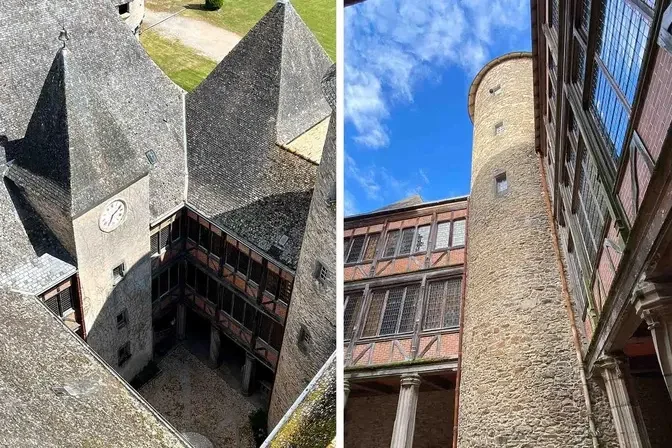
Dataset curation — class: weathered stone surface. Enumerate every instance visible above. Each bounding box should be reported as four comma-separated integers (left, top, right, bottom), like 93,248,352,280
458,55,597,447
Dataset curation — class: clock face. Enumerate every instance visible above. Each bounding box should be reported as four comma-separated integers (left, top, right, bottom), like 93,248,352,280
99,199,127,232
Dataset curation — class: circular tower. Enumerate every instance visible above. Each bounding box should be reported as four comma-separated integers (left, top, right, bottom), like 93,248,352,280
457,53,593,447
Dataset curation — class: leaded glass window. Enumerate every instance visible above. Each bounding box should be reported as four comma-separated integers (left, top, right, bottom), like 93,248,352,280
435,222,451,250
362,290,385,337
414,225,430,252
346,235,365,263
383,230,400,257
344,292,364,340
452,220,466,246
379,287,404,335
361,285,421,337
397,228,415,256
423,278,462,330
398,285,419,333
362,234,379,261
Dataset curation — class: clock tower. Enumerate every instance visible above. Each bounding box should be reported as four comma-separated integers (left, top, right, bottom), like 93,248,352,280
6,46,154,380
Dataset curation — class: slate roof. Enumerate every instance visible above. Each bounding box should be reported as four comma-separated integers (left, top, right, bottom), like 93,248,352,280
186,0,332,269
0,0,186,222
0,289,189,447
0,253,76,295
373,194,425,213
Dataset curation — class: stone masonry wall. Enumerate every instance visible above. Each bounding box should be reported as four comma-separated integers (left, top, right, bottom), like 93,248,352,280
74,177,153,381
345,389,454,448
457,55,595,447
268,113,336,428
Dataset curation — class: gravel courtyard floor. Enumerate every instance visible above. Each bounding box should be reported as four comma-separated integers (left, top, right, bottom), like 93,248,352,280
139,344,258,448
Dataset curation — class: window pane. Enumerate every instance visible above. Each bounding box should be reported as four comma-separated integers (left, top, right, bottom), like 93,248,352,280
243,306,256,330
171,215,182,242
160,227,170,251
414,225,430,252
443,279,462,327
398,285,419,332
170,264,179,289
152,277,159,302
279,277,293,304
379,287,404,335
225,242,239,268
188,217,199,242
250,260,263,284
211,233,223,258
344,238,351,259
362,234,379,261
266,270,279,295
151,232,159,255
208,278,219,304
452,220,466,246
59,288,73,314
397,228,415,256
383,230,399,257
221,288,233,314
198,225,210,251
238,251,250,276
435,222,451,250
344,292,363,339
346,235,365,263
423,281,445,330
362,290,385,337
159,271,169,296
232,297,245,323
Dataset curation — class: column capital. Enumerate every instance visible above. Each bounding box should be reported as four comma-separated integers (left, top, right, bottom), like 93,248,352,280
400,373,421,387
634,280,672,329
594,354,628,377
344,379,350,393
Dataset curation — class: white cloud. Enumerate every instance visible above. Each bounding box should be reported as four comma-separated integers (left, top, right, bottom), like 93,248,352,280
344,190,359,216
345,0,529,147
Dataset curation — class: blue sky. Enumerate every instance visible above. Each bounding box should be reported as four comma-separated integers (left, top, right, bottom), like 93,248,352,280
345,0,532,216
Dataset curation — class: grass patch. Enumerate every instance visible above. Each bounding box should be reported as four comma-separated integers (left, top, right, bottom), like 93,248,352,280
140,31,217,91
146,0,336,60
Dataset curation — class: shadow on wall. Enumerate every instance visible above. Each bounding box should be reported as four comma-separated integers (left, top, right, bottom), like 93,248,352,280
212,190,314,266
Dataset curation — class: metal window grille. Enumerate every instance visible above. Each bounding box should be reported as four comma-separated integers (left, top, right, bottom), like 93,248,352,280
362,290,385,337
347,235,365,263
414,225,430,252
379,287,404,335
435,222,451,249
362,234,379,261
452,220,466,246
45,295,60,316
550,0,559,28
151,232,159,255
423,282,445,330
383,230,400,257
159,227,170,252
443,279,461,327
580,0,591,34
575,41,586,83
59,288,73,314
398,285,419,333
344,292,363,340
397,228,415,256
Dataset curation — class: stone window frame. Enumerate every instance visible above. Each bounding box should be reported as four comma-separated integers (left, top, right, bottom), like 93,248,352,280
113,263,126,285
489,84,502,96
494,171,509,196
314,260,330,286
116,309,129,330
494,121,505,135
117,342,132,367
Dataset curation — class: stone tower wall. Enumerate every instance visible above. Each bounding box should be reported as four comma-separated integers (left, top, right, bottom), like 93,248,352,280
457,54,594,447
268,113,336,428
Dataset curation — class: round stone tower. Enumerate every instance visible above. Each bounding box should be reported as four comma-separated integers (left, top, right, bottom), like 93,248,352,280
457,53,594,447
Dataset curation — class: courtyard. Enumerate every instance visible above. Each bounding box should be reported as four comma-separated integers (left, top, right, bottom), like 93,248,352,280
139,344,262,448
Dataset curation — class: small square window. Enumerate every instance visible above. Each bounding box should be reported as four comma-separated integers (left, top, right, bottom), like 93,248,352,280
489,84,501,95
118,3,130,16
297,324,311,353
116,310,128,329
314,261,329,285
113,263,125,283
145,150,158,166
118,342,131,367
495,172,508,194
495,122,504,135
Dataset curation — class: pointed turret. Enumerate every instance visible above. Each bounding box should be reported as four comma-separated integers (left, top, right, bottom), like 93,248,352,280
6,46,148,257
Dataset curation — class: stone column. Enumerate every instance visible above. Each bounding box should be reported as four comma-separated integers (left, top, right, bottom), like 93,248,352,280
208,324,221,368
390,373,421,448
635,281,672,400
242,352,256,396
595,356,651,448
176,303,186,341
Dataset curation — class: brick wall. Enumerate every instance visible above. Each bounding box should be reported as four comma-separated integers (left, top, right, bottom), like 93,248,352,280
345,389,454,448
458,55,600,447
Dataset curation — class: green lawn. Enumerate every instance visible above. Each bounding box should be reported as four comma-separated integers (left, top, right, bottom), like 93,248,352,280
140,32,217,91
145,0,336,60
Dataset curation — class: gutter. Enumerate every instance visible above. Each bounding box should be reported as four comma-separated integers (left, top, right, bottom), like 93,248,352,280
451,197,469,448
